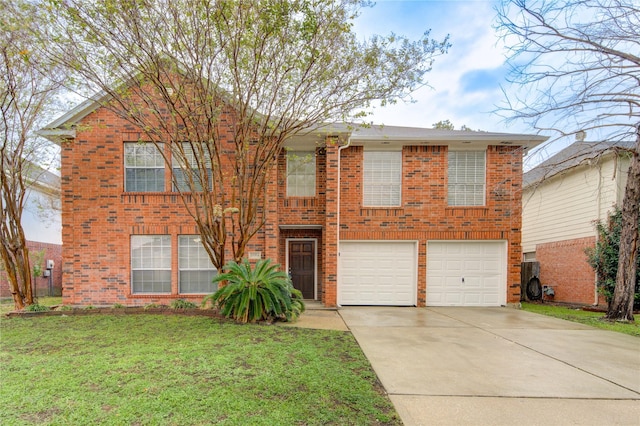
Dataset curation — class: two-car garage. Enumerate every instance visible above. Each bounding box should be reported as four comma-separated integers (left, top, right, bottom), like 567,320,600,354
338,240,507,307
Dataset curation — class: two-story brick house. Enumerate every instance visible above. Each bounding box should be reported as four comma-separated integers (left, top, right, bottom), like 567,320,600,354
41,97,546,308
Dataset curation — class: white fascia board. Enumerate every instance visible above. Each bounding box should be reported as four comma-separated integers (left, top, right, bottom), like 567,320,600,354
38,90,112,144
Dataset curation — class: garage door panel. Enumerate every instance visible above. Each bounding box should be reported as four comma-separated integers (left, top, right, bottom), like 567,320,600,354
465,277,482,288
339,241,416,306
427,241,506,307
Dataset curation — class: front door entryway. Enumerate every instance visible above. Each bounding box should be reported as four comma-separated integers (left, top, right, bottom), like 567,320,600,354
288,240,316,299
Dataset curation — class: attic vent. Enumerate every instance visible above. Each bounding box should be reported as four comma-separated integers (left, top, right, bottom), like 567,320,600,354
575,130,586,141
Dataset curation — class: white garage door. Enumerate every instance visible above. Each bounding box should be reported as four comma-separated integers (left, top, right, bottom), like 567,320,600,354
339,241,416,306
427,241,506,306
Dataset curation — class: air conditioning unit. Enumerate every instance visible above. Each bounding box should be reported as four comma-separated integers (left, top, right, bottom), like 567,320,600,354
521,261,541,301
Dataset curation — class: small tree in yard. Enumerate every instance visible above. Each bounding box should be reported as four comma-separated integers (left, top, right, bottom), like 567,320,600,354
497,0,640,321
587,208,640,310
1,0,62,310
37,0,450,272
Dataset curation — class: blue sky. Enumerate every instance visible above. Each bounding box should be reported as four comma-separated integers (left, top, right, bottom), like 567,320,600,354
352,0,570,167
353,0,519,132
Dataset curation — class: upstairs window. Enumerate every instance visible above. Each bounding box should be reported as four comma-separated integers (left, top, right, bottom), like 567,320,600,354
131,235,171,294
363,151,402,206
172,143,212,192
124,143,165,192
286,151,316,197
178,235,217,294
448,150,486,206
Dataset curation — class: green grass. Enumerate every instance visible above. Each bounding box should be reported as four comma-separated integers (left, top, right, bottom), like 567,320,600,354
521,302,639,337
0,314,400,425
0,297,62,316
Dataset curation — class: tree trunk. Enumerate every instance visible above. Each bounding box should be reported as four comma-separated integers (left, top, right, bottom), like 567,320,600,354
606,127,640,322
1,202,35,310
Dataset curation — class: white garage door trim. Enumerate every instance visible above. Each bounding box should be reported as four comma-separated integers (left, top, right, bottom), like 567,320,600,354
338,241,417,306
427,240,507,307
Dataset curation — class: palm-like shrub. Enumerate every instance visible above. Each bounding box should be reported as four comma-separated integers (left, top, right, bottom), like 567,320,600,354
203,259,305,323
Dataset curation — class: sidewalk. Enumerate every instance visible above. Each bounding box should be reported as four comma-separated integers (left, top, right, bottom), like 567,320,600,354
278,301,349,331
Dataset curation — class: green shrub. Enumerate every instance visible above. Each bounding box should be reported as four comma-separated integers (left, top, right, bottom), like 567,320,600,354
586,207,640,310
203,258,305,323
24,303,50,312
112,303,125,309
170,299,198,309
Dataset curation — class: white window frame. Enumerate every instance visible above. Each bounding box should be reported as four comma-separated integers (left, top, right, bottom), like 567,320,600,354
448,150,486,206
178,235,217,294
363,150,402,207
172,142,212,192
130,235,171,294
124,143,165,192
286,151,316,197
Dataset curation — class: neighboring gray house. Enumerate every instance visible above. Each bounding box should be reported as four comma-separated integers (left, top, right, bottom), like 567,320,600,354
522,140,633,305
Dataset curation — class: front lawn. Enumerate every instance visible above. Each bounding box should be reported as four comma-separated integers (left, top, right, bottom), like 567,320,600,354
0,297,62,316
0,314,400,425
521,302,639,337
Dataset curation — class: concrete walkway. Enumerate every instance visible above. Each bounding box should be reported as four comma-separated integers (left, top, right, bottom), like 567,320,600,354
338,307,640,426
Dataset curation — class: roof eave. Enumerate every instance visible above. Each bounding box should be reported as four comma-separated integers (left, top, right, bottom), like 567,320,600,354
36,128,77,145
38,90,112,144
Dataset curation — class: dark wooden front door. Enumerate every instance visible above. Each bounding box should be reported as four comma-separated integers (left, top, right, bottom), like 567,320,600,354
289,241,315,299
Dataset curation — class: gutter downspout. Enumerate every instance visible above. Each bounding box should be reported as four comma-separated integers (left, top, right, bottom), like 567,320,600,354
336,136,352,307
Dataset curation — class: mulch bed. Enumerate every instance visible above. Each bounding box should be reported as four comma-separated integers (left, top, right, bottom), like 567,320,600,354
4,306,223,319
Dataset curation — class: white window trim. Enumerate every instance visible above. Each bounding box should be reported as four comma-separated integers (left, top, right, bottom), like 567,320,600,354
171,142,212,192
286,151,316,197
447,150,486,206
130,235,171,294
178,235,217,294
363,150,402,207
124,143,165,192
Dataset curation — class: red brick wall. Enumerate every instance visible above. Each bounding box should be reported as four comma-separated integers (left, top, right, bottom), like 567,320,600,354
335,145,524,306
536,237,602,305
60,105,247,307
0,241,62,298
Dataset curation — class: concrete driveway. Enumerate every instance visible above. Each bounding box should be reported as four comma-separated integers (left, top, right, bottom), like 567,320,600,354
339,307,640,426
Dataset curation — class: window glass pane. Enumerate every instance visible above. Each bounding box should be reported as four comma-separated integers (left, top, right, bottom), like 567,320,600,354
178,235,217,294
126,169,165,192
124,143,165,192
287,152,316,197
448,151,486,206
179,271,218,294
363,151,402,206
131,235,171,293
172,143,212,192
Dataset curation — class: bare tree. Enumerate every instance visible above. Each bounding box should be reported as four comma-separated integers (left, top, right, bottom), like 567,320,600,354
1,0,63,309
496,0,639,321
39,0,449,270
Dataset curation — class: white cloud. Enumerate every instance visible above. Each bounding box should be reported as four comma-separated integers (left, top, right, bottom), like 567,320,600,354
353,0,534,134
